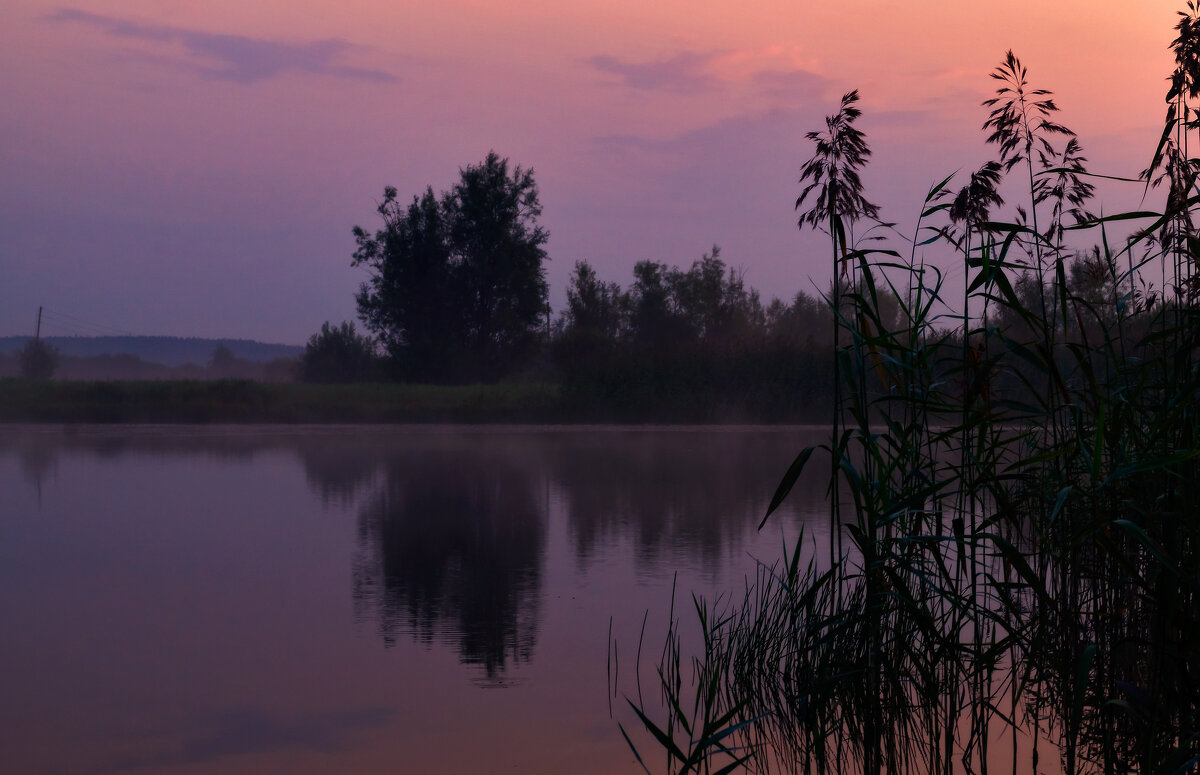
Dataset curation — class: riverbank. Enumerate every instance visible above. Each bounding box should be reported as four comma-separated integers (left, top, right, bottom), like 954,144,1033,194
0,379,823,424
0,379,564,424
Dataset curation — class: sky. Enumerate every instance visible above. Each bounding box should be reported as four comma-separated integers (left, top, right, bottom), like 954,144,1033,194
0,1,1183,344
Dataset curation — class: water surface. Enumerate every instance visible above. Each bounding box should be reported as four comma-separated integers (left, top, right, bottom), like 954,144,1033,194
0,425,830,775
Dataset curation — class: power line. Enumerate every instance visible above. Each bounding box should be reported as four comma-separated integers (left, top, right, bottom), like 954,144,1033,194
37,308,136,337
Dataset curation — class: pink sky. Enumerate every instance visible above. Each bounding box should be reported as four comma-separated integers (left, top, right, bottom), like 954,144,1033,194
0,1,1181,342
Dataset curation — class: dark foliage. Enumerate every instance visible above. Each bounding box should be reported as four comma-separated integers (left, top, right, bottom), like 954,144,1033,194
206,344,261,380
301,321,379,384
553,249,849,420
18,338,59,380
619,33,1200,775
0,336,301,367
353,152,549,382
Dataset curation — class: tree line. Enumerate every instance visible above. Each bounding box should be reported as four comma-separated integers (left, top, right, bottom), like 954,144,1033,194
303,150,1124,419
2,341,297,381
551,249,846,419
302,151,858,418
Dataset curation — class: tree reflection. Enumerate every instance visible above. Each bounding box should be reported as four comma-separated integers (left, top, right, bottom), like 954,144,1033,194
351,444,545,680
0,427,825,683
294,434,386,507
546,430,823,571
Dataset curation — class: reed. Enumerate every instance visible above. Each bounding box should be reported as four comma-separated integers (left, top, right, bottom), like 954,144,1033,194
618,10,1200,774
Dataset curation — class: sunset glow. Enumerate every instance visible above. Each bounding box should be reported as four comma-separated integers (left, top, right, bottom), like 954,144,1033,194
0,0,1182,341
6,5,1200,775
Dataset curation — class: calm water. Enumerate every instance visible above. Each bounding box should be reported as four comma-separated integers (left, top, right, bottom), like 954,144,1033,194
0,425,831,775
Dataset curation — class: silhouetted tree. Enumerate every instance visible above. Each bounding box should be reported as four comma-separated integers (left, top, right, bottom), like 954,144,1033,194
353,152,549,382
667,246,764,344
627,260,686,348
209,344,236,370
448,152,550,376
18,339,58,380
765,290,826,350
207,344,257,379
563,261,625,340
354,187,458,379
552,248,833,419
301,321,378,383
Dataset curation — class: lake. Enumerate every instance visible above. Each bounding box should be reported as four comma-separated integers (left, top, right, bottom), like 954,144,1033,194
0,425,831,775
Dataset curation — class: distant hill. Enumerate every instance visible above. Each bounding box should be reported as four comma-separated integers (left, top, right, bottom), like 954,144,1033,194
0,336,303,367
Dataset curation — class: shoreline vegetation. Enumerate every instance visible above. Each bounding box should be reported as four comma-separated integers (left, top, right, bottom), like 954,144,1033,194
0,378,841,424
613,16,1200,775
0,379,560,424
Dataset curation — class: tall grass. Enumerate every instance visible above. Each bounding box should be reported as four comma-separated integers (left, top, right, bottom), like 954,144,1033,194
618,10,1200,774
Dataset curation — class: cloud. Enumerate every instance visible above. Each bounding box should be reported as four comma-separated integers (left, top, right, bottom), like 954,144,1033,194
48,8,396,84
588,51,724,94
587,48,827,100
592,107,808,169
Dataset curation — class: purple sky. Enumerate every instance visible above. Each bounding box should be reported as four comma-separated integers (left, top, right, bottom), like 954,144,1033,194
0,1,1178,343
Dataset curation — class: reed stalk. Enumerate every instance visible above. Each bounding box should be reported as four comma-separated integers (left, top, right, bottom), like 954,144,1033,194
619,12,1200,774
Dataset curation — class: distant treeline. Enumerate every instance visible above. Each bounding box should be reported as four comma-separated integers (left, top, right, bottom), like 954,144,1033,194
299,248,858,420
0,336,302,366
0,341,297,382
549,248,855,420
290,151,894,420
299,239,1128,423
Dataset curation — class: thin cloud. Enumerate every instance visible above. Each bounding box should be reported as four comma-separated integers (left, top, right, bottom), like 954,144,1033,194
588,48,826,99
593,108,806,160
588,51,725,93
48,8,396,84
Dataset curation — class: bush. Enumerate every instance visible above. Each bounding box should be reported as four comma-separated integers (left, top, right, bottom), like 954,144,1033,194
18,339,59,380
300,321,378,383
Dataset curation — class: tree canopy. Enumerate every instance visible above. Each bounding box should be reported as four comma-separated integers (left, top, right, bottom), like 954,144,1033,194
353,152,549,382
559,247,776,351
301,321,378,383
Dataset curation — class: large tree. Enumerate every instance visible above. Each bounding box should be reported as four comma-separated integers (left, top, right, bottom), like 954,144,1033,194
352,152,549,381
354,187,456,379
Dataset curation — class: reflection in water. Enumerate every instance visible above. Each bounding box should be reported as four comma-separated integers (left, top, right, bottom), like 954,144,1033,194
0,425,826,775
17,440,57,500
331,431,823,677
0,426,823,683
351,445,545,680
82,706,395,775
546,431,818,570
296,434,386,507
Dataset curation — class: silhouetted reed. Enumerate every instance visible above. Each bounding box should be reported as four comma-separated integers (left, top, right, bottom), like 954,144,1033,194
620,13,1200,775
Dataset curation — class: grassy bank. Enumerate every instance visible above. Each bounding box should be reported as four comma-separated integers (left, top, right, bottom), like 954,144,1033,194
0,378,835,424
0,379,567,424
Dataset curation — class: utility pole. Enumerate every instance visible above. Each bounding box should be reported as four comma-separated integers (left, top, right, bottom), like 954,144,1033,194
35,306,42,340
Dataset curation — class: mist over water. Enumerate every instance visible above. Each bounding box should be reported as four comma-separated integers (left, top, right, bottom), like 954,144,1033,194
0,425,827,774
